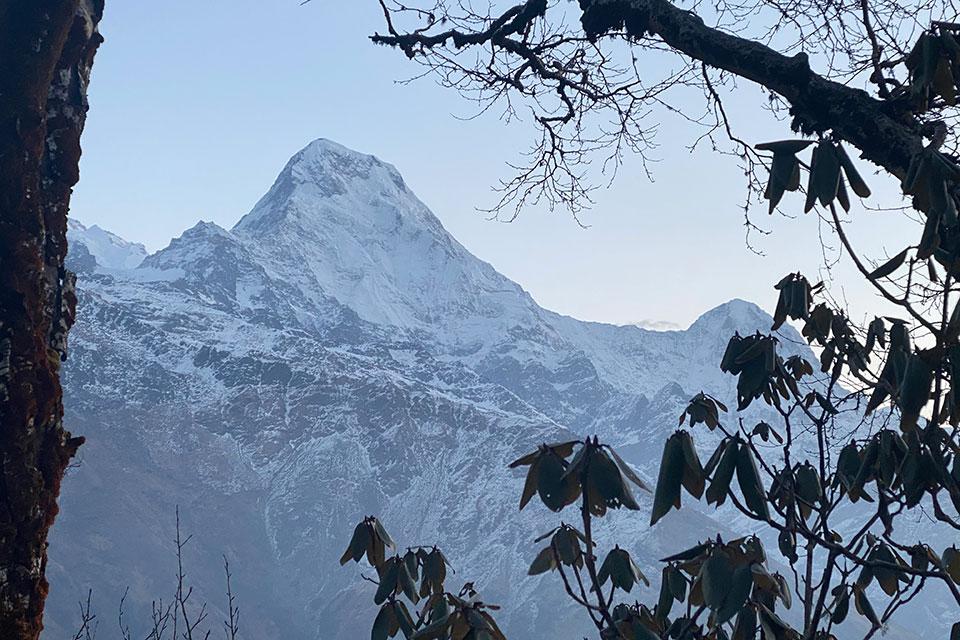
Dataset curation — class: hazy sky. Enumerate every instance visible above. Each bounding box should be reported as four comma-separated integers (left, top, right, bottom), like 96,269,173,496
71,1,914,329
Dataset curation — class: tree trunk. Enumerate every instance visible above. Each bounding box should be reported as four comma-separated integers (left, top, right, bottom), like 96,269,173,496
0,2,104,638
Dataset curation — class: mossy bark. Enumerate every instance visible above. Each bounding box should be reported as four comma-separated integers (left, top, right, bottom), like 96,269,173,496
0,2,103,638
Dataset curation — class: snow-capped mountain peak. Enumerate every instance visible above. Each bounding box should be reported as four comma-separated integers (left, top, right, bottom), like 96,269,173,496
228,139,531,331
233,138,426,236
67,219,148,272
50,140,945,639
689,298,774,335
140,220,238,271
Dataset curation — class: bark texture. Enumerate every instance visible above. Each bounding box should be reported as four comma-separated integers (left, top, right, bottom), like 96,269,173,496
0,1,103,638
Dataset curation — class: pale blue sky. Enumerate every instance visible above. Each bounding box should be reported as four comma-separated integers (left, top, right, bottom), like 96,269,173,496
71,1,912,328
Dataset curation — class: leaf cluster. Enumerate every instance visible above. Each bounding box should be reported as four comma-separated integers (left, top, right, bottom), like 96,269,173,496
510,438,649,516
757,139,869,215
342,517,506,640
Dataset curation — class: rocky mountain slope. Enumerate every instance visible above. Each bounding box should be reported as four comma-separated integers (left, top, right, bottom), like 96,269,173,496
44,140,949,638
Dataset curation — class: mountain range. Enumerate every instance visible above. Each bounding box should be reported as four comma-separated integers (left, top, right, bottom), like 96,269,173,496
43,139,952,639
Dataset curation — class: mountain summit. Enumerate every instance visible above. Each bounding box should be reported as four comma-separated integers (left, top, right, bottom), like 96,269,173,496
67,219,147,272
234,138,426,234
49,140,939,639
228,138,533,330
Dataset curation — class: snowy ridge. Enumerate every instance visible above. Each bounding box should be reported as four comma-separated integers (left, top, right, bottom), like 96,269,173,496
46,140,943,639
68,219,148,271
232,138,540,333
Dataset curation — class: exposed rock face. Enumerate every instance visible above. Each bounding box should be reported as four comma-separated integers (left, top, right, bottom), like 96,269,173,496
46,140,946,639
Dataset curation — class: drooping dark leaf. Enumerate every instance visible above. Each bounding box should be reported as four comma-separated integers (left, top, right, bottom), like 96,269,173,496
775,573,792,609
375,558,400,605
765,152,801,213
508,448,540,468
373,518,396,551
848,440,879,503
527,546,556,576
688,575,705,608
929,173,958,227
870,544,903,597
701,551,734,610
836,143,872,198
368,535,386,572
398,560,420,603
919,207,941,259
784,355,813,382
419,549,446,597
519,458,540,511
811,141,842,208
678,430,705,499
599,547,647,593
661,542,710,563
755,140,814,154
704,439,726,476
681,392,724,430
717,564,754,624
412,614,447,640
656,567,675,622
911,545,932,572
758,605,794,639
868,248,909,280
552,526,582,566
403,551,419,581
736,445,770,519
428,596,450,625
606,445,651,492
547,440,579,458
854,586,881,626
533,527,559,544
944,546,960,583
795,463,823,520
865,316,886,353
632,621,661,640
750,563,779,597
590,448,641,511
667,564,687,601
342,521,372,566
836,173,851,211
866,381,891,416
831,588,850,625
707,438,739,507
561,443,588,482
899,353,933,430
651,434,685,525
901,450,928,507
935,56,957,105
943,29,960,61
903,147,931,195
537,450,578,512
731,605,757,640
372,603,394,640
804,145,821,213
394,601,415,637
